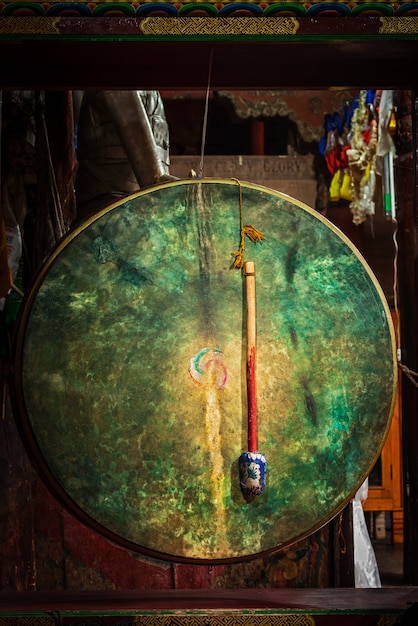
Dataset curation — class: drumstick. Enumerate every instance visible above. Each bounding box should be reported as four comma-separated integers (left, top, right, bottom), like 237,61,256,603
239,261,267,498
245,261,257,453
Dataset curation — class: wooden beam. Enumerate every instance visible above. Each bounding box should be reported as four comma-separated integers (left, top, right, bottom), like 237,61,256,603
0,34,418,90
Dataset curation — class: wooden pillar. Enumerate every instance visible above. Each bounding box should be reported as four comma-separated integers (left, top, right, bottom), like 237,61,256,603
251,120,264,155
395,89,418,584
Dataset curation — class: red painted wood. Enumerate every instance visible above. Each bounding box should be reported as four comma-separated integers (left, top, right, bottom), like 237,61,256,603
33,478,174,590
251,121,265,156
0,388,36,592
173,563,227,589
247,346,257,452
0,587,417,613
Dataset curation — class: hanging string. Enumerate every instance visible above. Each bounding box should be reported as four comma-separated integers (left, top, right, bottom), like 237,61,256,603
198,48,214,179
399,361,418,387
392,217,401,347
337,510,347,555
230,178,265,269
391,216,418,388
196,50,264,267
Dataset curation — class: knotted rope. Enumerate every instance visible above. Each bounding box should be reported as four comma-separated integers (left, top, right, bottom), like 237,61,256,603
231,178,265,269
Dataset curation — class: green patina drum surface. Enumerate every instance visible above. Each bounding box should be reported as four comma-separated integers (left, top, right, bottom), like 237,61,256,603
14,179,396,562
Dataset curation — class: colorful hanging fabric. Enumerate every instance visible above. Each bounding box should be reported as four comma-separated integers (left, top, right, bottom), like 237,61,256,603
346,90,378,224
318,89,389,225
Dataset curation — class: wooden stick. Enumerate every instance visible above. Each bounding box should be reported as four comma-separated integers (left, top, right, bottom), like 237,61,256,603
239,261,267,498
244,261,257,453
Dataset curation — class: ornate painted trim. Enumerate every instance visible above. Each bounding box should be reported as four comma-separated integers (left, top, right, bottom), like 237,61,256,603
1,1,418,19
379,15,418,33
141,16,298,36
0,15,61,33
1,15,418,38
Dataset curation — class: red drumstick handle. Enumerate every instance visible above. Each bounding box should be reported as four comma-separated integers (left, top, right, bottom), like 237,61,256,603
244,261,257,453
239,261,266,498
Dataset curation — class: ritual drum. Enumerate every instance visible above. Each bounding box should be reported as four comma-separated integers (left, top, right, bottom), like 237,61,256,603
12,179,397,563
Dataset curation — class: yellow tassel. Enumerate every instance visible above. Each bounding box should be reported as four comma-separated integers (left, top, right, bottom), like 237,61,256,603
243,224,264,243
230,178,265,269
389,108,396,136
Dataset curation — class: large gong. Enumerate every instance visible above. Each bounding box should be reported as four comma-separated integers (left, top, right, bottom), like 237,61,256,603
13,179,396,563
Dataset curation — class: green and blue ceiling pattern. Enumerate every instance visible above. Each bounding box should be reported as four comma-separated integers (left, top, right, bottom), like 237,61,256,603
0,1,418,18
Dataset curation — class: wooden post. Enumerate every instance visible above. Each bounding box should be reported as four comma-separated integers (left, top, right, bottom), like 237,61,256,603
395,89,418,584
251,120,265,156
245,260,257,453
